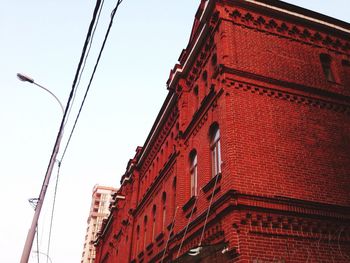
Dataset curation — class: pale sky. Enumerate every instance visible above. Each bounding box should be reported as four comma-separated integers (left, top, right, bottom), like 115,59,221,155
0,1,348,262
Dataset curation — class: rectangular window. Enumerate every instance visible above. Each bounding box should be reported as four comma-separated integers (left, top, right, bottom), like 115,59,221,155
162,207,166,231
320,53,335,82
152,219,156,241
211,142,221,176
143,229,147,250
190,153,198,196
342,60,350,88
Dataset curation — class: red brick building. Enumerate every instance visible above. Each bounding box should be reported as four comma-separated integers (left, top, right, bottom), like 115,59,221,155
94,0,350,262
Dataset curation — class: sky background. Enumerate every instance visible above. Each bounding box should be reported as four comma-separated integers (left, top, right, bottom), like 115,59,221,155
0,1,348,262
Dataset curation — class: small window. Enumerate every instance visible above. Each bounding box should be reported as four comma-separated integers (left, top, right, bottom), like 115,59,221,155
342,60,350,88
189,150,198,197
143,216,148,250
136,225,140,254
320,53,335,82
152,205,156,241
210,124,222,177
193,85,199,111
162,192,167,231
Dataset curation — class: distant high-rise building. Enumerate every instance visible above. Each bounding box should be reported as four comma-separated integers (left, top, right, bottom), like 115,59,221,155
81,185,117,263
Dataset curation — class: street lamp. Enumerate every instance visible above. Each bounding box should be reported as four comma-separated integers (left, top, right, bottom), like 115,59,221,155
17,73,64,114
17,73,65,263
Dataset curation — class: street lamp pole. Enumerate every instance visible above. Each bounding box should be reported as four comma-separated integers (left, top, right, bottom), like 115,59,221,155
17,73,64,114
17,73,65,263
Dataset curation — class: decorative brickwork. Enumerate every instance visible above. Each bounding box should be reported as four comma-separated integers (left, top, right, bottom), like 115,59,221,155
94,1,350,262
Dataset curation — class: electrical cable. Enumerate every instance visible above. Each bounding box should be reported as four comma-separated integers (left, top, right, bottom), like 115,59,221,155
27,1,103,261
44,1,105,258
198,174,220,247
160,206,179,263
64,0,106,126
37,0,102,199
45,161,61,263
40,0,123,259
60,0,124,162
176,195,199,258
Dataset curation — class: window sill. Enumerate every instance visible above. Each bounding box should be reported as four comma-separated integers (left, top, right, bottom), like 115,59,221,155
121,218,129,226
146,242,154,252
155,232,164,242
137,251,144,259
182,195,197,212
167,221,174,231
202,173,222,193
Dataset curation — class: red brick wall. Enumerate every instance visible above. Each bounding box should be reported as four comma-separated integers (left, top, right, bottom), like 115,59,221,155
94,1,350,262
217,4,350,97
222,81,350,205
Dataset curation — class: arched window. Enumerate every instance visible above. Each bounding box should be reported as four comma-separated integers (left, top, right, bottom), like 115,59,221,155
189,150,198,197
152,205,156,241
210,124,221,177
162,192,167,231
136,225,140,254
320,53,335,82
172,177,177,216
143,216,148,250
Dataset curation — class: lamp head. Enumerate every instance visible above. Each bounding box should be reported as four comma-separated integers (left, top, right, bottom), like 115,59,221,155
17,73,34,83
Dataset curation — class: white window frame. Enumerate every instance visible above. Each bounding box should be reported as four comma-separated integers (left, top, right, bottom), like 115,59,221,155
190,152,198,197
210,127,222,177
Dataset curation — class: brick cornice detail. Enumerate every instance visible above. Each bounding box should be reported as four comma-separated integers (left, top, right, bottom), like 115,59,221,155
236,192,350,220
183,88,224,144
172,190,350,251
173,11,220,92
241,210,350,242
222,7,350,53
225,78,350,115
134,152,177,216
139,105,178,175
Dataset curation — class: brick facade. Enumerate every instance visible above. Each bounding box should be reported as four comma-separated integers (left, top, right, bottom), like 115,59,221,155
94,0,350,262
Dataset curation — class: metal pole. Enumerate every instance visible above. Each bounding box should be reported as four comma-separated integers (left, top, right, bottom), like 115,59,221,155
20,128,64,263
17,73,65,263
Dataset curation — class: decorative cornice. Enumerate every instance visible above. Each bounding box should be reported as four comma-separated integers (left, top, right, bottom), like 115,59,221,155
167,7,220,90
134,152,177,216
243,0,350,34
241,210,350,242
137,92,177,173
223,7,350,53
172,189,350,249
183,16,219,89
139,103,178,176
236,192,350,219
183,88,224,144
225,78,350,115
96,212,114,242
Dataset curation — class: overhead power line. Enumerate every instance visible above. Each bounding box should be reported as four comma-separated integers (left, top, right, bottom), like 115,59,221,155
65,0,106,126
61,0,124,162
44,0,107,260
43,0,124,260
20,1,104,262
